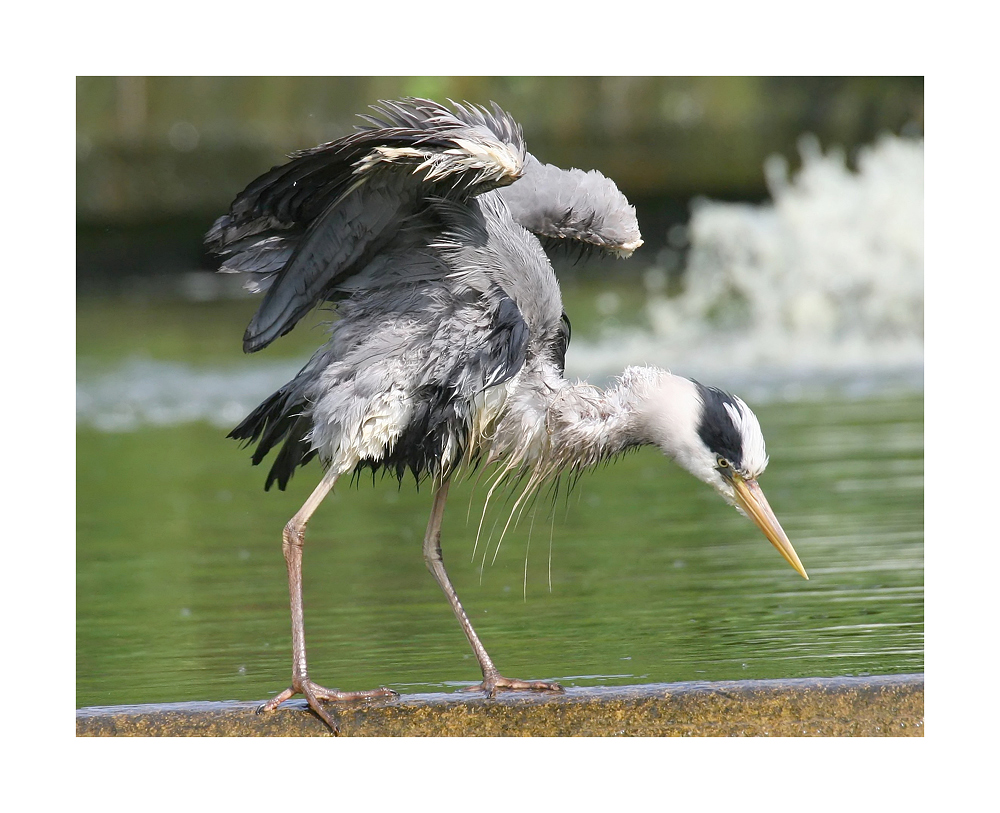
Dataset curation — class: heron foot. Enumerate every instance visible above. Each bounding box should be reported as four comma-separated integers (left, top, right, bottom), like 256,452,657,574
256,679,398,734
463,673,564,698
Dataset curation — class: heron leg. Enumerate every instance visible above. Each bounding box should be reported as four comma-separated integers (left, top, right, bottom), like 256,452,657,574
257,468,397,734
423,479,563,697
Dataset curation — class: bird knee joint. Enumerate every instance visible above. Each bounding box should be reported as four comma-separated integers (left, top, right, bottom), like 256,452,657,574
283,519,305,552
423,537,443,569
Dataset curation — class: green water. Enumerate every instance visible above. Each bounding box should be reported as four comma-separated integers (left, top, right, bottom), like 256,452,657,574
76,297,923,709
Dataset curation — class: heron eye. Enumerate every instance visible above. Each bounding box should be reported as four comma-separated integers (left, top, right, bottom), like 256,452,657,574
717,458,729,468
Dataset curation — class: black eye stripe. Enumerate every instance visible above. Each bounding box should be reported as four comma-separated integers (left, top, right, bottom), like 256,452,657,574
693,381,744,471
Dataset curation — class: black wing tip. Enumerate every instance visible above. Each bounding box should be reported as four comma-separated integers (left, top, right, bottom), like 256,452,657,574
204,214,227,250
241,327,269,354
228,387,316,491
242,332,268,354
243,309,296,353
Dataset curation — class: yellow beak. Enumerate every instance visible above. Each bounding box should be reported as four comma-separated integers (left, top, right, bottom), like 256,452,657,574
732,476,808,580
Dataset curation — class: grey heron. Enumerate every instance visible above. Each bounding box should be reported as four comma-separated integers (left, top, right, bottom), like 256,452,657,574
207,98,808,733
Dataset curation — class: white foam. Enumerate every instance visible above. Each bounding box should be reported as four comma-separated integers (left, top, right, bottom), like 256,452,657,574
569,133,924,393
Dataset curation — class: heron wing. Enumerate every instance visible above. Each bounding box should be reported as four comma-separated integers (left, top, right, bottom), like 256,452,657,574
496,154,643,259
205,98,527,353
441,103,641,257
239,174,417,352
206,97,522,244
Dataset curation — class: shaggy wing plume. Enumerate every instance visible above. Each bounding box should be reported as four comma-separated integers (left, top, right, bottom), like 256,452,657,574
206,98,527,352
498,154,642,258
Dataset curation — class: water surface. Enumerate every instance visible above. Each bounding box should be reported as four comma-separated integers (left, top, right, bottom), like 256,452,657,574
77,380,922,708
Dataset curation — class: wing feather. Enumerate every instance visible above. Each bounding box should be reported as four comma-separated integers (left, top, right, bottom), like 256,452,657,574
497,154,643,258
206,98,527,352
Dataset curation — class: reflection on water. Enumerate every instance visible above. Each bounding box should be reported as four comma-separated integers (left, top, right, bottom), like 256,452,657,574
76,392,922,708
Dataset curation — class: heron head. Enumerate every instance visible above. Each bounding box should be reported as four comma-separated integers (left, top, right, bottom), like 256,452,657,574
637,372,808,579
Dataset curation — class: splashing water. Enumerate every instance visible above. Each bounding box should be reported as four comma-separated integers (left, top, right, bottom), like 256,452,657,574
570,133,924,394
76,357,303,432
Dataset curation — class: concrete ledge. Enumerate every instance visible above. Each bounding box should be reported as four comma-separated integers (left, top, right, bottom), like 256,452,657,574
77,674,922,737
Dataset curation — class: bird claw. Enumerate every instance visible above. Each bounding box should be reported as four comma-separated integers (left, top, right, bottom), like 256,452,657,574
463,674,564,697
257,679,398,734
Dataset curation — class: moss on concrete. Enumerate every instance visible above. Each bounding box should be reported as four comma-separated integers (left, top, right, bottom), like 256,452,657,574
76,674,923,737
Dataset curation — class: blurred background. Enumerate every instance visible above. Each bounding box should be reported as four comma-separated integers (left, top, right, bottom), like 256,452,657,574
77,77,923,710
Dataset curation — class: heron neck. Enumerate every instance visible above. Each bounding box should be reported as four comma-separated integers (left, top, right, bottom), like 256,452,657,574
490,365,680,477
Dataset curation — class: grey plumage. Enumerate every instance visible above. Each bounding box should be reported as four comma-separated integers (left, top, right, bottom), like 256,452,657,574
208,98,805,734
210,98,640,490
499,154,642,257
